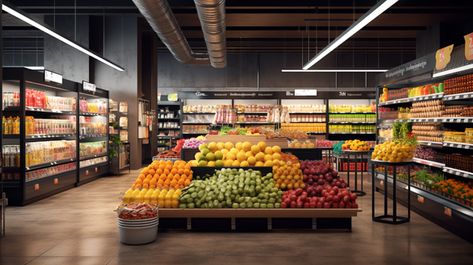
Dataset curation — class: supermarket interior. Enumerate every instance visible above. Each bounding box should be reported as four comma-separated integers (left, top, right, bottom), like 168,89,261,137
1,0,473,264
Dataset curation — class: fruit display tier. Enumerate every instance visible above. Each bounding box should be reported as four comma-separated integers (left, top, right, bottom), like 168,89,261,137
158,208,361,231
374,174,473,243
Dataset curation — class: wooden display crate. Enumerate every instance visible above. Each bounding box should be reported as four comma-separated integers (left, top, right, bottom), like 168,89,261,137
266,138,289,148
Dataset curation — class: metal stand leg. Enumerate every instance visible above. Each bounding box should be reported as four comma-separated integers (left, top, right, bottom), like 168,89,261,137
373,163,410,224
354,154,358,191
408,166,411,221
347,154,351,188
392,166,397,223
371,165,375,220
384,165,388,216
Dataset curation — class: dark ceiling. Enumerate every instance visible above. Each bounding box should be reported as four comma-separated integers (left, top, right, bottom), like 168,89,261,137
4,0,473,55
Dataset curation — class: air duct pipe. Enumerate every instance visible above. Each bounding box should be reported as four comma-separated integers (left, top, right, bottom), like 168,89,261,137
132,0,209,64
194,0,227,68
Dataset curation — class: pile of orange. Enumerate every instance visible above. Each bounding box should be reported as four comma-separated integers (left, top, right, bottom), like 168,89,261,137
272,153,305,190
132,160,192,190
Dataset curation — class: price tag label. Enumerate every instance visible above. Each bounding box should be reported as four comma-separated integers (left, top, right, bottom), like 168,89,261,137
465,145,470,149
34,184,40,191
444,207,452,217
54,178,59,185
380,180,384,186
95,167,99,173
417,195,425,204
85,170,89,176
454,95,460,99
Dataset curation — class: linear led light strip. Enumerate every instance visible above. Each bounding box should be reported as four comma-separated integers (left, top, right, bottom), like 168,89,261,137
432,64,473,78
2,3,125,72
281,69,388,73
303,0,399,70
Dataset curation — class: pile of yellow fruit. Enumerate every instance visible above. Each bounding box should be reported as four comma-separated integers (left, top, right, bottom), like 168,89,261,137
371,140,416,162
288,139,315,148
342,139,370,151
273,153,304,190
191,141,282,168
122,188,181,208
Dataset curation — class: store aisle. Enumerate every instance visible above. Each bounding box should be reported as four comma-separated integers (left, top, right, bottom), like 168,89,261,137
1,171,472,265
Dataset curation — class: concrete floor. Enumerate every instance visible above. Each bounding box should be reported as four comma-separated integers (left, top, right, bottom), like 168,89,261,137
1,170,472,265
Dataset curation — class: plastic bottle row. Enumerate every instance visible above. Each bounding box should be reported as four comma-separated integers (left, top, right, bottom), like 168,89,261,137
26,140,76,167
2,116,76,136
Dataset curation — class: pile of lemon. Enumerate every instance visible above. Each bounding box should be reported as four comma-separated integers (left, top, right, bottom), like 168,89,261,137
191,141,282,167
122,188,181,208
371,140,416,162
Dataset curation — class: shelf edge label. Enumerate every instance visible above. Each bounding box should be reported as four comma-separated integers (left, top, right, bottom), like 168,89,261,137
83,81,97,93
44,70,63,84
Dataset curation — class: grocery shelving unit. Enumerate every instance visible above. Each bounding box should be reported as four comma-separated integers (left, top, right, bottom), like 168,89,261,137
181,98,231,139
1,68,78,205
375,48,473,241
176,91,376,140
157,101,183,151
78,84,109,185
109,100,130,174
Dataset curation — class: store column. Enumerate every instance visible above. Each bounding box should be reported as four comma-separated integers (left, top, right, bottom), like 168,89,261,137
92,15,142,170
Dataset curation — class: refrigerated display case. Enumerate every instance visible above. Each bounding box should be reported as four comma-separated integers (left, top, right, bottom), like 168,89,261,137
1,68,78,205
78,84,109,184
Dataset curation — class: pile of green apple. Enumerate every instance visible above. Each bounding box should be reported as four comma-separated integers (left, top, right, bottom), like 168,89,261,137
179,168,282,208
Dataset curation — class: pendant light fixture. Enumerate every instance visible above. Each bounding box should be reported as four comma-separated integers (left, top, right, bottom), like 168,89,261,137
2,3,125,72
302,0,398,70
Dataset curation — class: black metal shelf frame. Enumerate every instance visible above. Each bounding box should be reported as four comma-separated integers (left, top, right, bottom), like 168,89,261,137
1,68,110,205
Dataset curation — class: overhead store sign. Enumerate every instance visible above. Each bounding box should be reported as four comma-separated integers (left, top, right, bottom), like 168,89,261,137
44,70,63,84
433,43,473,78
83,81,96,93
378,54,434,85
464,32,473,61
179,90,375,100
294,89,317,96
435,45,454,70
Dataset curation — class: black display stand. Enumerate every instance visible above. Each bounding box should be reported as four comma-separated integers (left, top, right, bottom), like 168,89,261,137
157,101,182,152
342,150,370,196
371,159,413,224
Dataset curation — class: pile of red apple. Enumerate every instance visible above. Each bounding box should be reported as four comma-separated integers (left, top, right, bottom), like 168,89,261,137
281,161,358,208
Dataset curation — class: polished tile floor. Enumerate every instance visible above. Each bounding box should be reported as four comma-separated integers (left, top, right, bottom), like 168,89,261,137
1,170,472,265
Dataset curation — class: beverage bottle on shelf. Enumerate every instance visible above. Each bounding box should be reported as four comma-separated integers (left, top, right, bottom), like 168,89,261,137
13,117,20,134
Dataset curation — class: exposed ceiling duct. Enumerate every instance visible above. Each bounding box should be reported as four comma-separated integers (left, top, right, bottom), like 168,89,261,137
194,0,227,68
132,0,209,65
